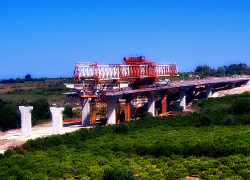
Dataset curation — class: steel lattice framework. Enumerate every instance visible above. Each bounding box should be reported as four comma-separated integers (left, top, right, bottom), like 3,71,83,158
74,57,178,81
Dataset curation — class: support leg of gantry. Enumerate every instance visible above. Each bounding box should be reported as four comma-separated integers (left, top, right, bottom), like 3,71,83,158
115,99,120,123
148,92,157,116
179,88,187,111
19,106,33,137
50,107,64,135
206,85,213,98
90,99,96,124
107,98,117,124
161,95,168,116
125,98,131,121
81,97,90,126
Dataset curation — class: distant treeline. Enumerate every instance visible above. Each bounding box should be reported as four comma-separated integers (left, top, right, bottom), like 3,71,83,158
194,63,250,78
1,63,250,83
0,74,74,84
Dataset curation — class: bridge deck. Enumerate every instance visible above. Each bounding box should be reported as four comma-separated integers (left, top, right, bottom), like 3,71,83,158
105,77,250,97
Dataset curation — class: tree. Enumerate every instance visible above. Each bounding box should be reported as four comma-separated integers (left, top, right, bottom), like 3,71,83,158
29,99,50,121
100,168,135,180
63,106,74,118
25,74,32,80
0,100,20,131
231,97,250,114
194,65,213,78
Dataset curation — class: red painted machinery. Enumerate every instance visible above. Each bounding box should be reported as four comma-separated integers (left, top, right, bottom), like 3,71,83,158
73,56,178,97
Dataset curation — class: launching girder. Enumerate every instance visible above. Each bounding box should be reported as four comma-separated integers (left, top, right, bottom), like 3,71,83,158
74,57,178,81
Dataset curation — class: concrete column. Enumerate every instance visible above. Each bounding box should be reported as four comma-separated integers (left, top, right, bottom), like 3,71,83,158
206,85,213,98
148,92,156,116
81,98,90,126
19,106,33,137
179,88,187,111
247,80,250,87
107,98,117,124
50,107,64,135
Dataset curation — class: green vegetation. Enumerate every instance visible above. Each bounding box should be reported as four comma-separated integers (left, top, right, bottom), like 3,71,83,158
0,75,74,84
0,99,20,131
28,99,51,126
0,99,51,131
194,63,250,79
63,106,74,119
0,93,250,179
0,77,73,103
167,63,250,81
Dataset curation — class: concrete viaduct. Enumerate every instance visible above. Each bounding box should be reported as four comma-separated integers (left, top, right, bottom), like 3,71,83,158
81,77,250,126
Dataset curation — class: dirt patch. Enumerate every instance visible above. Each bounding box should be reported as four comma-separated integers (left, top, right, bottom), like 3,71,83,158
0,120,84,154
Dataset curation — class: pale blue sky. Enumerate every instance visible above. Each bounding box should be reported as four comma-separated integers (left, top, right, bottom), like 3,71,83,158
0,0,250,79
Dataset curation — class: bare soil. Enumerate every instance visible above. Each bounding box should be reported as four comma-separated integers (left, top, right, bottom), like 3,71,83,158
0,120,84,154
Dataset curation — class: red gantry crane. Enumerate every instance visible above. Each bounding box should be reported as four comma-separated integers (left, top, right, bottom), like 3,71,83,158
73,56,178,97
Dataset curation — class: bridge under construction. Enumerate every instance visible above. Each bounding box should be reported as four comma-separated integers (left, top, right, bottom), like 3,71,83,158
66,56,250,126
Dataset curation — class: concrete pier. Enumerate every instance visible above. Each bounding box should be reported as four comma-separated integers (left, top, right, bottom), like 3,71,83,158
107,98,117,124
19,106,33,137
206,85,213,98
50,107,64,135
179,88,187,110
81,98,90,126
148,92,156,116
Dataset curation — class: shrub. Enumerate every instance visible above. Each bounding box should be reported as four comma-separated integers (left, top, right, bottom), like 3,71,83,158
231,97,250,114
100,168,135,180
239,169,250,179
4,149,14,158
199,113,212,126
29,99,50,121
223,115,235,126
140,111,153,118
169,102,183,112
245,113,250,124
0,100,20,131
33,173,47,180
0,153,5,160
63,106,74,118
113,123,129,134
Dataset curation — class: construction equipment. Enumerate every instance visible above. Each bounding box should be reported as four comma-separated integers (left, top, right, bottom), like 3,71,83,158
73,56,178,97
